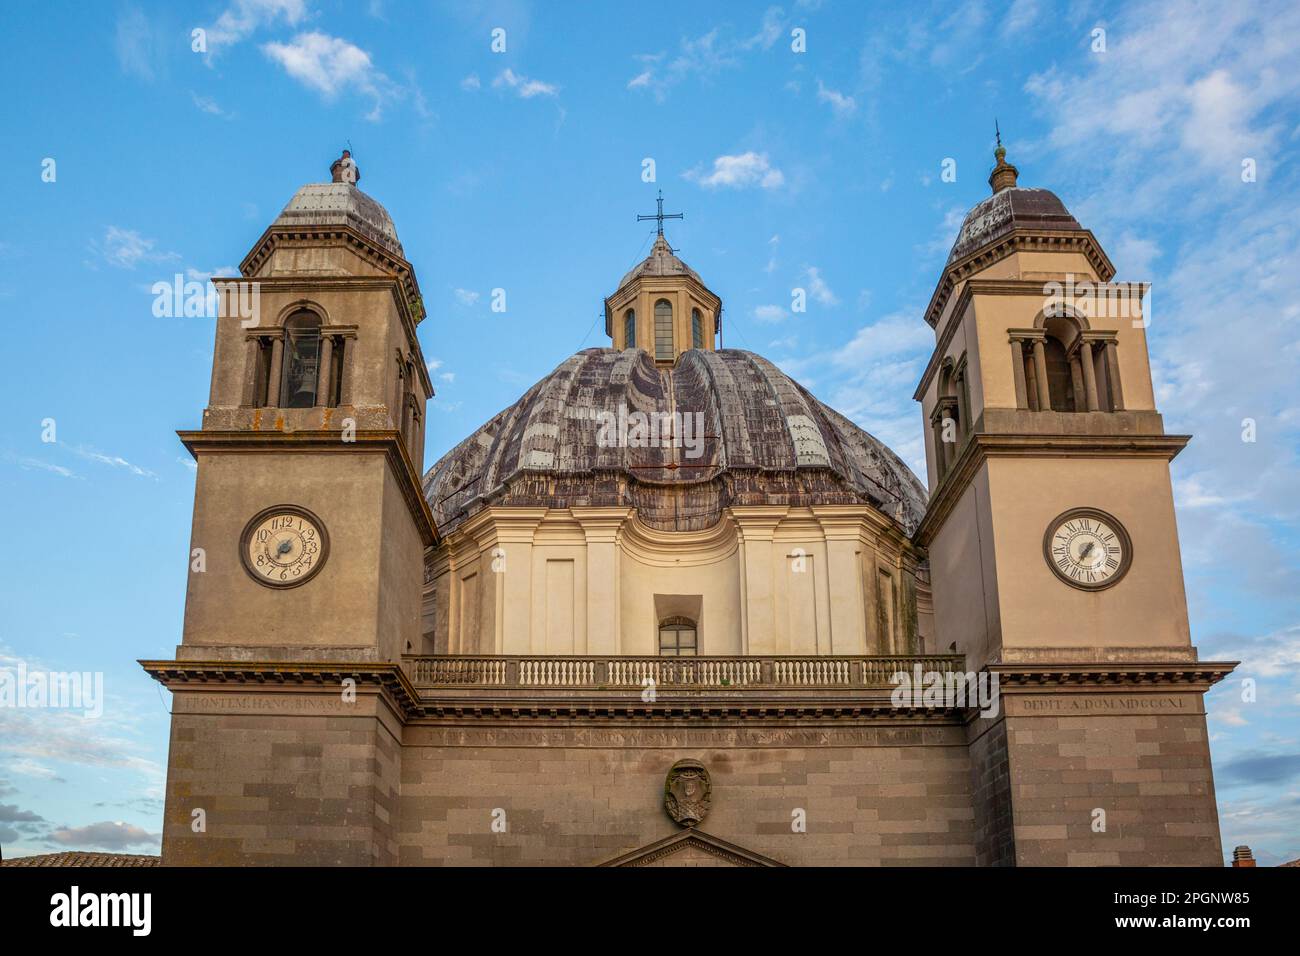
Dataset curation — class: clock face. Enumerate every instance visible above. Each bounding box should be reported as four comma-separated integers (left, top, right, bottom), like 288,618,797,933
240,505,329,589
1043,507,1131,590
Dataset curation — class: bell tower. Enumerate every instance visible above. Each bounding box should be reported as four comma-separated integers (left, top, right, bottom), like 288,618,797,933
144,152,437,865
177,150,437,664
915,141,1234,866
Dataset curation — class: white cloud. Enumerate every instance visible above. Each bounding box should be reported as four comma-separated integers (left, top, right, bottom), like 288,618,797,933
15,458,78,479
492,68,559,99
114,6,163,81
802,266,839,306
453,288,480,306
460,73,481,91
67,446,157,480
208,0,309,50
627,70,652,90
262,32,395,119
190,93,231,118
753,304,788,324
91,226,179,270
50,821,160,851
685,152,784,190
816,79,856,116
1002,0,1040,36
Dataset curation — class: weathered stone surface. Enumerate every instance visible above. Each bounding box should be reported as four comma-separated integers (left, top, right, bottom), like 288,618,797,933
423,348,927,535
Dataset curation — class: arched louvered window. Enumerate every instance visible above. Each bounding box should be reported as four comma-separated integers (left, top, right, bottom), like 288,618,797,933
624,309,636,349
654,299,673,361
691,309,703,349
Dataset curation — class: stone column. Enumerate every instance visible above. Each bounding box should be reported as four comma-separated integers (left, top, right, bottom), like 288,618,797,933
338,334,355,406
732,508,787,655
265,335,284,407
1010,338,1028,410
1079,339,1100,411
954,361,970,436
817,513,870,655
574,508,630,656
1104,339,1125,410
1068,352,1085,411
318,335,334,407
1031,338,1051,411
930,412,948,474
242,337,262,407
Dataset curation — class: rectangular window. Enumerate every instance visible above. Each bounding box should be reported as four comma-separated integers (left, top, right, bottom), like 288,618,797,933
654,300,673,361
658,621,697,656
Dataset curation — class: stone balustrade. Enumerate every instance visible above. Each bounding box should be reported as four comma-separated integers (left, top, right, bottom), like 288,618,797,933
403,654,965,689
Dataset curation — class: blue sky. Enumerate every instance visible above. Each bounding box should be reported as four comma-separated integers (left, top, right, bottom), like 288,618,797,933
1,0,1297,864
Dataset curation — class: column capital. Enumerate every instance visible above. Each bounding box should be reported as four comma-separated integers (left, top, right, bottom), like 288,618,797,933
729,506,788,539
571,506,633,543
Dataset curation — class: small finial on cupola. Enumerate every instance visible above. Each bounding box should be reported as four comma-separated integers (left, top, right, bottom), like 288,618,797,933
330,149,360,186
988,120,1018,193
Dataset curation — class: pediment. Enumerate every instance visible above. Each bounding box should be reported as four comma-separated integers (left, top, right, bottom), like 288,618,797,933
598,829,784,867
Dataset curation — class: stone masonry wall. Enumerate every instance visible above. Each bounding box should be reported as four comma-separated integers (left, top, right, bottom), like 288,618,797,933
1001,692,1223,866
161,692,402,866
396,724,975,866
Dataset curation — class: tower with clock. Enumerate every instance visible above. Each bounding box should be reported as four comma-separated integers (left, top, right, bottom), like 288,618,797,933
177,150,436,667
913,143,1230,865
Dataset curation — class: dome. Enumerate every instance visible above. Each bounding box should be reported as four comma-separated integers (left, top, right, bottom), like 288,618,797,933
423,348,927,535
271,182,404,258
617,235,706,290
947,186,1082,265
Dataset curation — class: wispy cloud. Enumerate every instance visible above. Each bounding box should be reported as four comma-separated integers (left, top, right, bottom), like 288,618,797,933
491,68,559,99
90,227,179,271
207,0,309,51
816,79,856,116
802,266,838,306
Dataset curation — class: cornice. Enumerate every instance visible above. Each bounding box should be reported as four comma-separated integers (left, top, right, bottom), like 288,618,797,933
987,661,1238,690
139,657,1236,724
138,659,423,720
178,428,439,546
922,228,1115,331
914,432,1190,546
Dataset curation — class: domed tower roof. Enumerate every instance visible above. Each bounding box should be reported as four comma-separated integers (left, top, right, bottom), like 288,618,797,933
268,150,404,258
423,348,926,535
618,235,706,288
946,186,1083,266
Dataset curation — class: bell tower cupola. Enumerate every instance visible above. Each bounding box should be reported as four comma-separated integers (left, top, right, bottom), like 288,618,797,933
604,192,722,363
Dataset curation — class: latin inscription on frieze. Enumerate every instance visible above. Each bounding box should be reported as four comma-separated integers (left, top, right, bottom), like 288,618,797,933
1010,695,1199,717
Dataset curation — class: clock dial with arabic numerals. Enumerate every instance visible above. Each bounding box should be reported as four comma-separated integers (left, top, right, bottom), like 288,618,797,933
240,505,329,589
1043,508,1131,591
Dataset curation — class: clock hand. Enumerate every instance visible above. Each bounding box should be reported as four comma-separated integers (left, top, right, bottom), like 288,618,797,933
1078,541,1095,562
277,539,293,555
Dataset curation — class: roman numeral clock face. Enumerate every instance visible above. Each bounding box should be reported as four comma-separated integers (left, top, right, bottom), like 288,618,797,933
1043,507,1132,590
240,505,329,588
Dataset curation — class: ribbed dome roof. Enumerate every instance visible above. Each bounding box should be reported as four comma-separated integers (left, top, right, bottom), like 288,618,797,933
272,182,404,258
947,187,1082,265
617,235,706,290
423,348,926,535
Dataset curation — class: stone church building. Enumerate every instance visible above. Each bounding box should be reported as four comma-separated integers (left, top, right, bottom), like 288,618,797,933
143,147,1234,866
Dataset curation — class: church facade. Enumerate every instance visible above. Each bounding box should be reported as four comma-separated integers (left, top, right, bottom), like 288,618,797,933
143,149,1234,866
